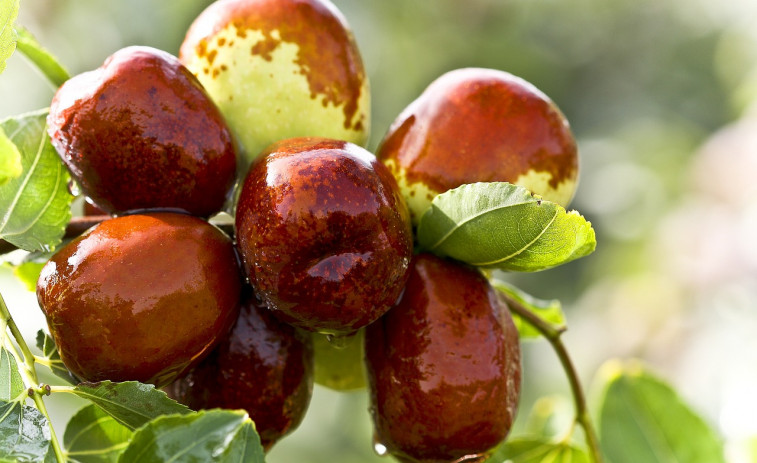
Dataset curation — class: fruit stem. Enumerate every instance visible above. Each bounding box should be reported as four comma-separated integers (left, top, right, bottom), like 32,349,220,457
0,293,66,463
501,292,604,463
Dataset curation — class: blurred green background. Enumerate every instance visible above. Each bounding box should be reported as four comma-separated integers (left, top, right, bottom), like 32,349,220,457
2,0,757,461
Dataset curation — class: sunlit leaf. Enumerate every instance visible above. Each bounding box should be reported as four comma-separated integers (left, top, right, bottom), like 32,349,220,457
64,404,132,463
417,182,596,272
70,381,191,431
35,330,77,385
0,400,53,462
0,0,19,74
484,437,589,463
0,126,22,185
0,346,24,401
10,261,44,292
597,359,726,463
0,110,73,252
492,279,565,339
14,26,69,87
117,410,264,463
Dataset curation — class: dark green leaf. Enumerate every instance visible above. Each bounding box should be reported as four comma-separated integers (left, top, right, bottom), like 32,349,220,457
0,400,53,462
0,126,22,185
0,346,24,401
597,360,726,463
484,437,589,463
71,381,191,431
0,0,19,74
64,404,132,463
417,182,596,272
491,279,566,339
117,409,264,463
14,26,69,87
0,110,73,252
35,330,78,385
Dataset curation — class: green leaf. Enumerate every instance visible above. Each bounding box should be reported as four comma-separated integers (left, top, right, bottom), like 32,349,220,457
491,279,566,339
14,26,69,87
417,182,596,272
70,381,192,431
0,0,19,74
64,404,133,463
597,359,726,463
0,400,53,462
10,261,44,292
118,409,264,463
484,437,589,463
0,347,24,402
0,110,73,252
0,126,22,185
35,330,78,385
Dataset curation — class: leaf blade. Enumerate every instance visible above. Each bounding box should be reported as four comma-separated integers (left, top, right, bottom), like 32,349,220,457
14,26,69,87
35,330,78,385
64,404,133,463
417,182,596,272
0,0,19,74
491,279,566,339
0,346,24,402
0,400,53,462
484,437,590,463
0,126,22,185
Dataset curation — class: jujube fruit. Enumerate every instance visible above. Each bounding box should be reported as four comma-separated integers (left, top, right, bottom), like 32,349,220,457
36,212,242,387
47,45,237,217
166,289,313,450
234,137,413,335
180,0,370,166
365,253,522,463
377,67,578,225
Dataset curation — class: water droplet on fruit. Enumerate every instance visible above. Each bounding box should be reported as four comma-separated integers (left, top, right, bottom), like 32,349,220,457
372,434,388,457
67,179,81,196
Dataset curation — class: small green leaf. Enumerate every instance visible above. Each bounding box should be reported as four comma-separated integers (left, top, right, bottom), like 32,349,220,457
71,381,192,431
10,261,44,292
14,26,69,88
0,0,19,74
118,410,264,463
484,437,590,463
417,182,596,272
597,359,726,463
0,347,24,401
0,126,22,185
0,110,73,252
491,279,566,339
0,400,53,462
64,404,132,463
35,330,78,385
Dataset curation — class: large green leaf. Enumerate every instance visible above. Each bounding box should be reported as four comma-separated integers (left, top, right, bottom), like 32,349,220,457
117,410,264,463
0,346,24,402
597,360,726,463
0,110,73,252
64,404,132,463
417,182,596,272
485,438,590,463
0,400,53,462
0,126,22,185
35,330,78,385
0,0,19,74
14,26,69,87
70,381,191,431
491,279,565,339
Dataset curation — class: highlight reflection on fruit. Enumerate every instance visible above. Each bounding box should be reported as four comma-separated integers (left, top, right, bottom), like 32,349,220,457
36,213,242,387
235,137,413,335
365,253,522,463
377,67,579,225
180,0,370,166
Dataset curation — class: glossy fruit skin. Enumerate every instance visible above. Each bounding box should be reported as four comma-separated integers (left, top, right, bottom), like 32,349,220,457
166,289,313,450
235,137,413,334
377,67,578,225
36,213,242,387
365,254,522,463
179,0,370,166
47,46,237,217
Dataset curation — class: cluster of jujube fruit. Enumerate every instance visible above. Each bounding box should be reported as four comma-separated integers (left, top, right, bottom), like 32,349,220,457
34,0,579,461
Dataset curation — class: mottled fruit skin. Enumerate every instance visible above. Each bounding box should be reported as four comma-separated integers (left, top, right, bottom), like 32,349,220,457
378,67,578,225
179,0,370,166
235,137,413,334
47,46,237,217
36,213,242,387
166,290,313,450
365,254,522,463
